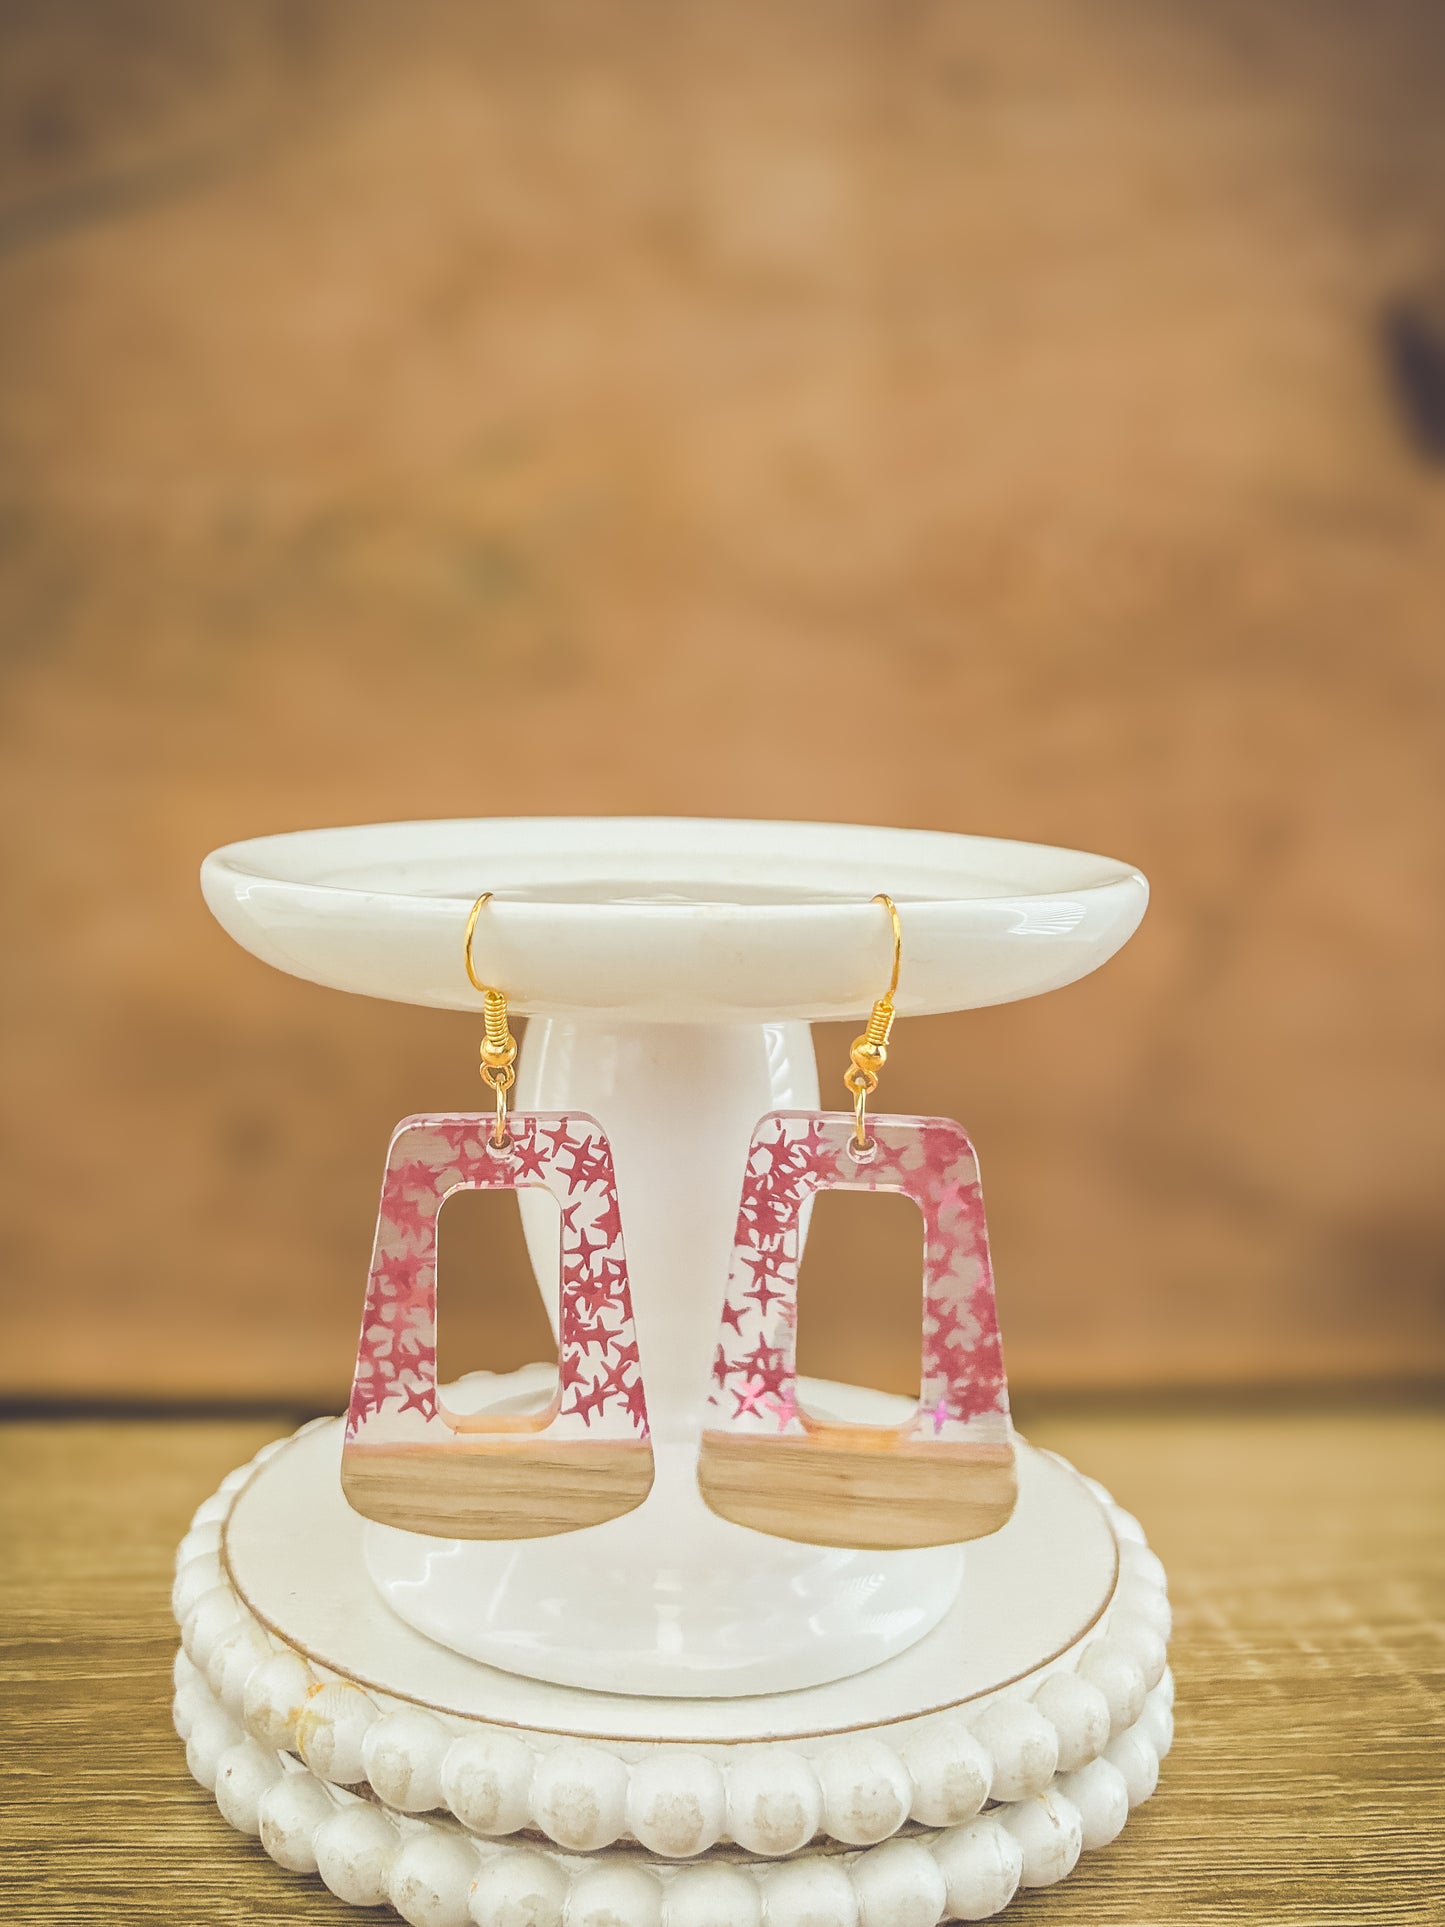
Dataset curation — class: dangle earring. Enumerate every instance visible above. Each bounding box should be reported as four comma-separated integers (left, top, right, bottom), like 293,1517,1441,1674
340,893,653,1539
697,896,1017,1550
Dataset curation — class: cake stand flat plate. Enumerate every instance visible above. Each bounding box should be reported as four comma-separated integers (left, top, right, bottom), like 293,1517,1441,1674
222,1415,1120,1746
200,816,1148,1020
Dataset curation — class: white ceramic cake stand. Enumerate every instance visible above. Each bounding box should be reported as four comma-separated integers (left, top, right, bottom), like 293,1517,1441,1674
200,818,1149,1701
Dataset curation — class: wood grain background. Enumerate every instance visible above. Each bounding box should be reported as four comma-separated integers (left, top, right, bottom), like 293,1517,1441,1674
1,1,1443,1405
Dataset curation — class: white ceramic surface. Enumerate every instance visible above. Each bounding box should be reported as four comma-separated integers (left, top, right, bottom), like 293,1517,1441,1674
220,1400,1122,1743
199,817,1147,1021
176,1413,1171,1902
200,818,1148,1697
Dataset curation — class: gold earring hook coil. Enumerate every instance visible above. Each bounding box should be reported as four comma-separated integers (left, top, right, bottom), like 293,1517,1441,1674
464,892,518,1148
844,893,901,1150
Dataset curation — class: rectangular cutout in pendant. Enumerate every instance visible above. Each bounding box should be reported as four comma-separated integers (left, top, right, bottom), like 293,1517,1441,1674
434,1184,560,1401
793,1187,928,1409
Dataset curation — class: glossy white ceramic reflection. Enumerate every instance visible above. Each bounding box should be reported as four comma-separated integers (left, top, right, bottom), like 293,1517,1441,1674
200,818,1148,1698
199,817,1147,1021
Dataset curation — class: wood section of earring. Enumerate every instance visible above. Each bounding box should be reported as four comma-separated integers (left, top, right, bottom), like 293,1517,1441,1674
698,1432,1016,1550
341,1436,655,1539
698,1111,1016,1551
340,1113,652,1540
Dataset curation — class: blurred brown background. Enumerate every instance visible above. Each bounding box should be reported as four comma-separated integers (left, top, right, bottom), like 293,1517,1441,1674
1,0,1442,1410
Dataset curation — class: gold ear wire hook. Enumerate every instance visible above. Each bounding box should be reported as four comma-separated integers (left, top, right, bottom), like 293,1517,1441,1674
464,893,518,1148
843,893,901,1151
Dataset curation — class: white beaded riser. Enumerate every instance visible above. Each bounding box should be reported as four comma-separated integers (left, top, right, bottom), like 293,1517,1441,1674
172,1412,1171,1862
176,1653,1172,1927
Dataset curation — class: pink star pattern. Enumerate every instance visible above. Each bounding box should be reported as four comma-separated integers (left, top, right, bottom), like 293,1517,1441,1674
344,1112,649,1449
703,1110,1011,1447
732,1375,769,1417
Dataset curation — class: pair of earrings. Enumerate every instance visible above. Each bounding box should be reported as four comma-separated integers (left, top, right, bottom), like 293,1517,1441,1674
340,896,1017,1552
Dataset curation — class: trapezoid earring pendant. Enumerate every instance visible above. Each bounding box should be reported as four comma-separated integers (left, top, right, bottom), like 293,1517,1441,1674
696,897,1017,1550
696,1110,1016,1549
340,897,652,1540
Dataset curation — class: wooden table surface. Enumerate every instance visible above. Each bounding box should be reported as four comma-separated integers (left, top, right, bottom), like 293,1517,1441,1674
2,1401,1442,1923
